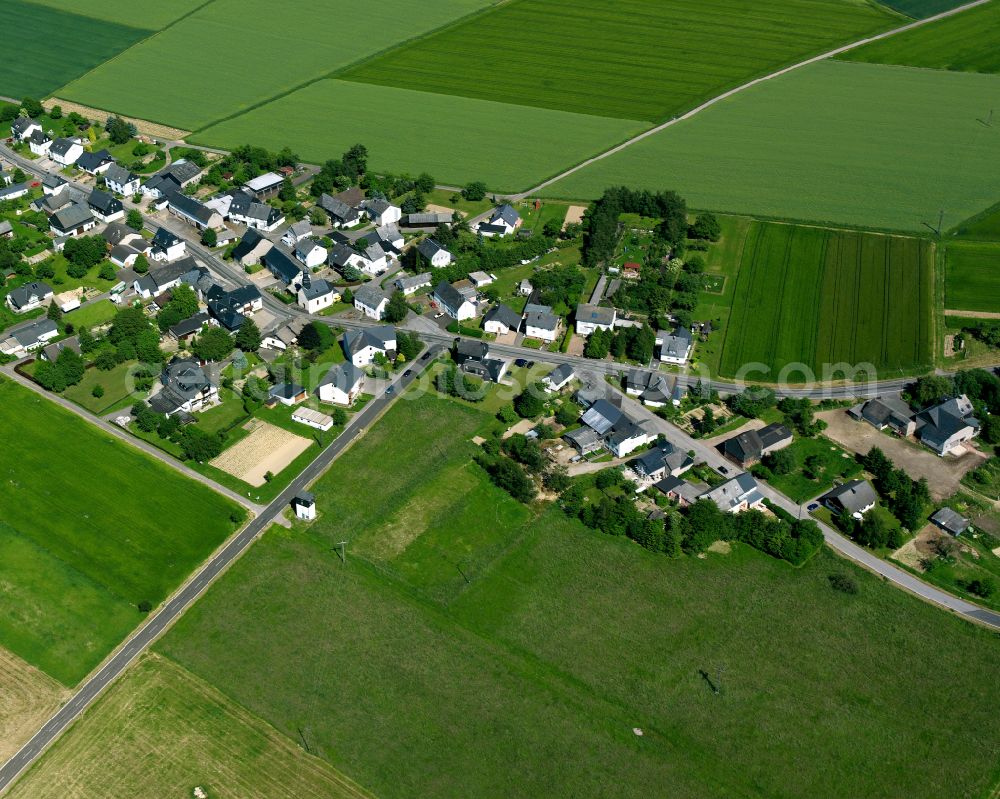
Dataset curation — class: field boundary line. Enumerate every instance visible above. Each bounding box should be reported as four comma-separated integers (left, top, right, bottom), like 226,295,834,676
186,0,517,136
516,0,993,198
51,0,221,105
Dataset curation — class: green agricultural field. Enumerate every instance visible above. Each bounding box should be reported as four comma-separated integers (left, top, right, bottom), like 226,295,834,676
158,472,1000,798
0,1,150,100
542,60,1000,232
58,0,492,130
876,0,980,19
944,240,1000,313
717,222,934,379
0,378,241,684
192,80,645,192
843,0,1000,73
951,200,1000,241
27,0,206,28
341,0,896,122
7,655,374,799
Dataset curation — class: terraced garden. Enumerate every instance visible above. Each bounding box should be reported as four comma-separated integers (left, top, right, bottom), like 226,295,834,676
717,222,934,379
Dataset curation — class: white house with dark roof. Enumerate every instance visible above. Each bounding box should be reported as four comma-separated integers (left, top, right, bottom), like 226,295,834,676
363,197,401,227
417,238,453,268
318,193,363,228
48,137,84,166
824,479,877,518
575,303,617,335
231,228,271,267
914,395,980,455
700,473,765,513
478,204,521,238
48,203,96,237
263,246,301,286
542,363,575,393
76,149,113,176
296,272,339,314
141,160,202,199
433,281,476,321
353,284,389,320
228,190,284,232
658,326,693,365
134,257,200,299
11,117,41,142
281,219,312,246
318,361,365,406
483,302,521,336
523,302,559,342
294,238,327,270
6,281,53,313
42,173,66,196
149,358,219,416
151,227,186,262
87,189,124,223
0,182,30,202
394,272,432,296
104,163,141,196
341,326,396,367
0,319,58,357
28,130,52,157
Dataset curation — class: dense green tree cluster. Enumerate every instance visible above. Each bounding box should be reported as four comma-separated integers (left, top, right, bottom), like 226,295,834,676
859,447,931,532
581,186,687,266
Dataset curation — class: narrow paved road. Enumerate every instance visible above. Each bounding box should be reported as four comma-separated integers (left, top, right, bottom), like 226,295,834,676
0,360,263,513
515,0,993,198
0,347,442,792
597,378,1000,631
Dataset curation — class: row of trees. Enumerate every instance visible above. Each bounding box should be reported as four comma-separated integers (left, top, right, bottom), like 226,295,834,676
582,323,656,363
859,447,930,533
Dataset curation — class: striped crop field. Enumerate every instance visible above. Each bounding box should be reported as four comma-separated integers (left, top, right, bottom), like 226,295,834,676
842,0,1000,74
718,222,934,379
0,0,150,100
340,0,897,123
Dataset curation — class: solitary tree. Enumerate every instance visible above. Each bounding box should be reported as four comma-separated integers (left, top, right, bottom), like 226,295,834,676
126,208,143,231
201,227,218,248
384,290,408,323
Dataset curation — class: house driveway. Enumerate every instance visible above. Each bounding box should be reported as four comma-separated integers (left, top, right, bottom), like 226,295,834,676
816,410,987,500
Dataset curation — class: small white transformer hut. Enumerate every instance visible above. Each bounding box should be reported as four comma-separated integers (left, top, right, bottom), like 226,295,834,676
293,491,316,521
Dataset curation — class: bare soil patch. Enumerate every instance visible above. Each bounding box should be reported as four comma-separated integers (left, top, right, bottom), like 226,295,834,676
817,410,986,501
211,420,312,486
426,203,463,217
0,647,67,763
944,309,1000,319
562,204,587,230
708,540,732,554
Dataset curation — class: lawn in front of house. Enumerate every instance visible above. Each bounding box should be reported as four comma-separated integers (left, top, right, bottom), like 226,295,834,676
758,436,864,503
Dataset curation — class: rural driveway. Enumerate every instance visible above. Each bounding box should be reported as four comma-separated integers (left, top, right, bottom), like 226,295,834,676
817,409,986,500
0,346,444,793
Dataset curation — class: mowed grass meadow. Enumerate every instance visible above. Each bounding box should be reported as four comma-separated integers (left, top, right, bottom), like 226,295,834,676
0,378,241,685
192,80,647,192
58,0,492,130
26,0,206,28
718,222,934,379
877,0,975,17
7,655,373,799
0,0,150,99
341,0,896,122
543,60,1000,232
944,240,1000,313
843,0,1000,74
143,392,1000,799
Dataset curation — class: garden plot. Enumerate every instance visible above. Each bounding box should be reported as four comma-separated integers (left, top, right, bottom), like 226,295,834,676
211,420,312,486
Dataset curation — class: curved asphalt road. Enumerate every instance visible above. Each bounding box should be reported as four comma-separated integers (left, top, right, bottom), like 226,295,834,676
0,348,442,792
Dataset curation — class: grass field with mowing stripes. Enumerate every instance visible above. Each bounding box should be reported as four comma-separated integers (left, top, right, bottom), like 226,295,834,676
0,1,150,99
7,654,374,799
541,61,1000,232
58,0,491,130
24,0,206,28
842,0,1000,74
944,240,1000,312
340,0,896,122
192,79,646,192
718,222,933,379
876,0,981,19
0,378,241,684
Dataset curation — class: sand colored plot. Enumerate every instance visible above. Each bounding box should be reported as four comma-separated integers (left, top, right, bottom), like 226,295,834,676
562,205,586,230
211,421,312,486
0,647,67,763
45,98,190,140
6,654,373,799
